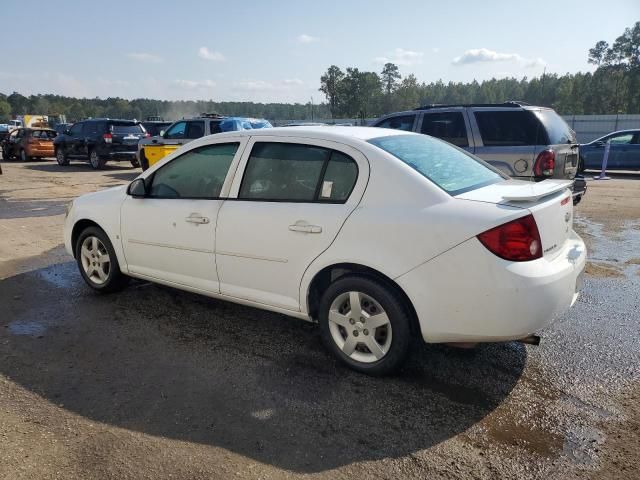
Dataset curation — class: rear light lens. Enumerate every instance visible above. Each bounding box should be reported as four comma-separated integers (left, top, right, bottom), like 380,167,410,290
103,133,113,143
477,214,542,261
534,149,555,177
144,133,151,138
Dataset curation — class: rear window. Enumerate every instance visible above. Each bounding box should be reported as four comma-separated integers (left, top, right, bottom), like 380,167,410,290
474,110,546,146
369,134,506,196
534,110,575,144
375,114,416,131
31,130,56,139
110,123,144,134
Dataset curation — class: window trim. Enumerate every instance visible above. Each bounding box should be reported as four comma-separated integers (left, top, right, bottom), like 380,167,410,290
146,141,241,200
236,141,359,204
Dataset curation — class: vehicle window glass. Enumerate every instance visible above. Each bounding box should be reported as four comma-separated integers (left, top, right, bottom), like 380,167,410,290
31,130,56,139
607,133,633,145
533,110,574,144
69,123,83,135
474,111,545,146
420,112,468,147
149,143,239,199
111,123,144,134
82,122,99,135
369,134,506,196
376,115,416,131
239,143,330,201
210,120,222,134
319,152,358,201
164,121,187,139
186,121,205,139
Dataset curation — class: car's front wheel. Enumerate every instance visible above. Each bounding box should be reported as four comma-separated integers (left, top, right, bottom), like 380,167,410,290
318,275,414,375
75,226,129,293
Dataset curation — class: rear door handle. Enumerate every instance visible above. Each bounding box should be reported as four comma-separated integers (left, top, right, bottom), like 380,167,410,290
289,223,322,233
185,213,209,225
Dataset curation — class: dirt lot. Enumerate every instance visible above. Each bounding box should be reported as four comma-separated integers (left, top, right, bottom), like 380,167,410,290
1,158,639,479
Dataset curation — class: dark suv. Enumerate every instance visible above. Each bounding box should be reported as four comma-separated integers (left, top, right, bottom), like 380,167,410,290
54,119,147,169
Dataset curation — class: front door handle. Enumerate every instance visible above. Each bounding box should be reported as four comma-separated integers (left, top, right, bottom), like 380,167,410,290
185,213,209,225
289,222,322,233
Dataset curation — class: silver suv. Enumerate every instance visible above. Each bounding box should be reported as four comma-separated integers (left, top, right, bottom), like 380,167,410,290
372,102,580,183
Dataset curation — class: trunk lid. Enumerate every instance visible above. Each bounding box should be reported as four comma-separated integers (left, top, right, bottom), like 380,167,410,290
458,179,574,260
109,123,146,152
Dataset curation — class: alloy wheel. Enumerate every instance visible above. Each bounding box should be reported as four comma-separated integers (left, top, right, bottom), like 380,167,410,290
80,235,111,285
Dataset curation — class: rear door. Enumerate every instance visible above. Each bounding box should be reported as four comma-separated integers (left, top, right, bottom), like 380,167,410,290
215,137,367,311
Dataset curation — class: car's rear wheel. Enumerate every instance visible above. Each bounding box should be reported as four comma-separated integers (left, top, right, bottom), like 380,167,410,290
56,147,69,166
318,275,413,375
75,226,129,293
20,148,30,162
89,149,106,170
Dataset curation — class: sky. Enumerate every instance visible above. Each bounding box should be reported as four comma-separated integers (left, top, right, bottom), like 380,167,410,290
1,0,638,104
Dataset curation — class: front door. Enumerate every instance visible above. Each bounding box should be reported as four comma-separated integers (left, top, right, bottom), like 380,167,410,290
121,141,243,292
215,137,367,311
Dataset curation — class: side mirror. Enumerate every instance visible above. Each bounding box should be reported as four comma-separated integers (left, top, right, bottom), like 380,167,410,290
594,140,605,147
63,129,71,135
159,130,165,137
128,178,147,198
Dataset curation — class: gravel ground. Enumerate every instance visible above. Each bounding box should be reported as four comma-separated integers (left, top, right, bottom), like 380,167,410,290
0,158,639,479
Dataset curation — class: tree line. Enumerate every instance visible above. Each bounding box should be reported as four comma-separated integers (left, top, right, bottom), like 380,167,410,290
0,22,637,123
319,22,640,118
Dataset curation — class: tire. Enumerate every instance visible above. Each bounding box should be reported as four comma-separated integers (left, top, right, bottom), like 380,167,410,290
75,226,129,293
318,275,414,375
56,147,69,166
578,155,585,174
89,149,106,170
130,158,140,168
139,149,149,171
20,149,30,162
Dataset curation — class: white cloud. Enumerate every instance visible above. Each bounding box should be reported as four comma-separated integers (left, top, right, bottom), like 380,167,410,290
452,48,546,68
297,34,318,44
235,80,275,91
173,79,216,89
198,47,226,61
432,47,440,54
374,48,424,66
283,78,304,85
126,52,163,63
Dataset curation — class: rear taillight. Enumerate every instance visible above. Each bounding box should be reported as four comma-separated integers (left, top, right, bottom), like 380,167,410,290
534,149,555,177
477,214,542,262
145,133,151,137
103,133,113,143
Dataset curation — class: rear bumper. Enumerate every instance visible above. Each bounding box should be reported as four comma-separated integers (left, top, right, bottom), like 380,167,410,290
396,230,586,343
26,146,54,157
101,150,137,160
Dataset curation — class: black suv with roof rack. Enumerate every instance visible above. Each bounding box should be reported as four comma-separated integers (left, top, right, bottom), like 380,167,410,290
372,102,585,203
53,118,147,169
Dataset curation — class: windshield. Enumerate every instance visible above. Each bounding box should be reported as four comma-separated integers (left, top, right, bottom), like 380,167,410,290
110,123,144,134
534,110,575,144
369,134,506,196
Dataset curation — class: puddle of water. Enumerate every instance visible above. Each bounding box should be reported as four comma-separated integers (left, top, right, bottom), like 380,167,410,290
36,265,78,289
8,319,48,336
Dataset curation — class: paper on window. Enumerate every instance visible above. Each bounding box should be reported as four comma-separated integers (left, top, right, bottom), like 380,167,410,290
321,180,333,198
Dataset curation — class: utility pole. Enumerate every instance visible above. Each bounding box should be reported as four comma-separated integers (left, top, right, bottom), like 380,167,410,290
310,96,314,122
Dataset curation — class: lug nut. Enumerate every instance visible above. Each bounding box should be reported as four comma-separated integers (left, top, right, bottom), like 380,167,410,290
353,330,359,337
363,329,369,335
349,318,355,325
360,317,365,322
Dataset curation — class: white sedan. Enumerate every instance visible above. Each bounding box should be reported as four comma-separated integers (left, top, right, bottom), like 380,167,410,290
64,127,586,375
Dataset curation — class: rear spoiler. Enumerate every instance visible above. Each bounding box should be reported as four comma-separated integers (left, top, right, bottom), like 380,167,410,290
501,180,573,202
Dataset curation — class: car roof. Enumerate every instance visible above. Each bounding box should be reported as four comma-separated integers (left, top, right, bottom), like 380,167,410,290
208,126,413,143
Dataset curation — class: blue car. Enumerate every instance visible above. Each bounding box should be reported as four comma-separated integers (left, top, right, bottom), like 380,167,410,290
580,129,640,171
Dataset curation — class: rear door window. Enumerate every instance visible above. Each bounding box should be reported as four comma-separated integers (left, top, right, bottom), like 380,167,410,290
239,143,358,203
474,111,545,146
420,112,469,147
186,121,205,139
376,115,416,132
69,123,83,136
82,122,99,135
533,110,575,144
